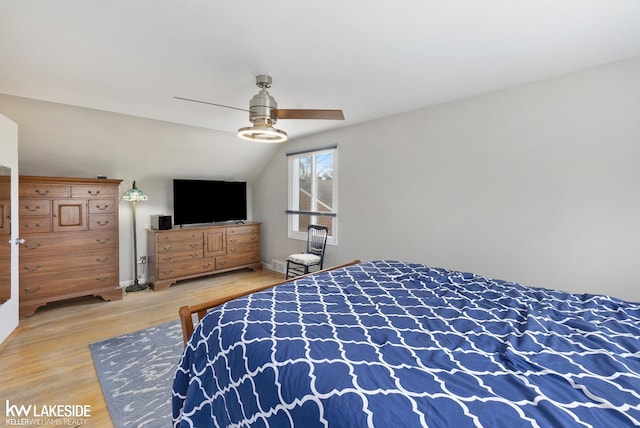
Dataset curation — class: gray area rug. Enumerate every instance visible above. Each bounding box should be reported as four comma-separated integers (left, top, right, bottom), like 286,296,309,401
90,320,183,427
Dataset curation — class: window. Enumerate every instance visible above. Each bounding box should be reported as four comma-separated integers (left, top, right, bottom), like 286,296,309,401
287,146,338,245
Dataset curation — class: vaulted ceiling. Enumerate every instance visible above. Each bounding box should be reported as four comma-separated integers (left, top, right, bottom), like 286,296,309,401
2,1,640,142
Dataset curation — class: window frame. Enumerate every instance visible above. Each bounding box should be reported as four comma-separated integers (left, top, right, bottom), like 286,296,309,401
287,146,338,245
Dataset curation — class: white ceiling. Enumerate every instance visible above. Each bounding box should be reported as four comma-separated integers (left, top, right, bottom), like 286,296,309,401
1,0,640,141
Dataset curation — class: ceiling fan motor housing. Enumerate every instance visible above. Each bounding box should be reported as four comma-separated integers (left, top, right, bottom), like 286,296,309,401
249,89,278,126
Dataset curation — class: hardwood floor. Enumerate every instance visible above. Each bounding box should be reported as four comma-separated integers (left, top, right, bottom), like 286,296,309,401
0,268,283,427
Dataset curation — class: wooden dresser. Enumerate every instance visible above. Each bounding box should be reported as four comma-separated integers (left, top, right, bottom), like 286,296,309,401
0,175,10,304
18,176,123,317
147,222,261,291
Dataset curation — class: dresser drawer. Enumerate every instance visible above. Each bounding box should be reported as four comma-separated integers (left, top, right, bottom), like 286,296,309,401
20,268,118,301
227,233,260,245
226,242,260,255
19,183,70,198
0,181,9,198
216,252,261,269
71,185,117,198
22,231,117,254
157,250,202,264
20,249,117,277
227,224,260,236
157,259,215,279
89,199,117,214
20,217,51,234
89,214,116,230
0,241,8,258
156,230,203,243
20,199,50,216
157,240,202,253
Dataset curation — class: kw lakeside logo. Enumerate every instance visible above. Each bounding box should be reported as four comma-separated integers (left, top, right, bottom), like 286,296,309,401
5,400,91,426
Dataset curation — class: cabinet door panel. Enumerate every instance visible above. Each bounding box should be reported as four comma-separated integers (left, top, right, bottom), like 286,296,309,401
52,199,87,231
204,229,226,257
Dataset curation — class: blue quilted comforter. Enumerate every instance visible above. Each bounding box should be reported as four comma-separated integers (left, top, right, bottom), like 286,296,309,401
172,260,640,427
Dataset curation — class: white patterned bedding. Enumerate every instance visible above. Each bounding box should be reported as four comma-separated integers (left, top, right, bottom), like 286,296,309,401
172,260,640,427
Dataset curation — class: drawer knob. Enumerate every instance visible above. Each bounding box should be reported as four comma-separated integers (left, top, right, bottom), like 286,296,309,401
97,220,109,226
96,204,109,210
24,285,43,293
35,189,49,196
96,238,110,244
96,257,110,263
25,242,42,250
88,190,101,196
25,205,40,212
24,264,42,272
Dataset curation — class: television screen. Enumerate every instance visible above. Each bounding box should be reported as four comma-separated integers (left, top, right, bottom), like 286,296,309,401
173,179,247,226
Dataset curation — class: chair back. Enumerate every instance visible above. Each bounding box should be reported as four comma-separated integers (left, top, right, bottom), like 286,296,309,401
307,225,328,258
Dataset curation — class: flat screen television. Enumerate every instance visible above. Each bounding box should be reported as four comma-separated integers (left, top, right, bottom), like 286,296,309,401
173,179,247,226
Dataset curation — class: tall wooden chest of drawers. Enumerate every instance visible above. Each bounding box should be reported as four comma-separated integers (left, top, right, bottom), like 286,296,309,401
19,176,123,317
0,175,10,304
147,223,261,291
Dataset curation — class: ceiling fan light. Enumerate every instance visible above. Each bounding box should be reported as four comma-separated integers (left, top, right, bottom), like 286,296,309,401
237,125,287,143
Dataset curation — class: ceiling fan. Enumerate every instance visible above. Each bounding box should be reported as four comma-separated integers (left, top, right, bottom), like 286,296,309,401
175,75,345,143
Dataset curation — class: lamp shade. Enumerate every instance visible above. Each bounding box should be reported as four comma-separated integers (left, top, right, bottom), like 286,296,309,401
121,180,148,202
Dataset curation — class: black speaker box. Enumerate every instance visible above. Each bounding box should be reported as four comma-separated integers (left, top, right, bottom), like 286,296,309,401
151,215,172,230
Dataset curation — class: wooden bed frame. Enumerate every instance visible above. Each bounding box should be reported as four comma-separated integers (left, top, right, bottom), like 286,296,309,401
178,260,361,345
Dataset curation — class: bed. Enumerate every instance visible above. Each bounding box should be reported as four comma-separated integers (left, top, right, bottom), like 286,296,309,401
172,260,640,427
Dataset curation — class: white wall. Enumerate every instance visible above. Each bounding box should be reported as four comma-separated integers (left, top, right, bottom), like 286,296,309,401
254,56,640,302
0,114,19,344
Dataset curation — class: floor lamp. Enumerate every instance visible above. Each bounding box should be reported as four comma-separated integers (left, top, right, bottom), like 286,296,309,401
122,180,148,292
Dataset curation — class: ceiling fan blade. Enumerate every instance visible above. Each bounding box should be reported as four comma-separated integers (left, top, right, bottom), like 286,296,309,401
275,109,345,120
174,96,248,112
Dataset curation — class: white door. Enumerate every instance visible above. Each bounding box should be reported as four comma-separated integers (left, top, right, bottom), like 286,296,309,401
0,114,19,345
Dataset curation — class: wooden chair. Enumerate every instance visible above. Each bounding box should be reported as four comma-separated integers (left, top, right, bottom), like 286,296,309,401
285,225,328,279
178,260,360,345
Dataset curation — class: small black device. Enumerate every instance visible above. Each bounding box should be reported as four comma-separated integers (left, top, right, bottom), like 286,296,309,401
151,214,172,230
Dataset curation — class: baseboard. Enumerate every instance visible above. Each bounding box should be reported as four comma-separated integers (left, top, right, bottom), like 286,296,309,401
119,276,149,288
268,260,286,274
